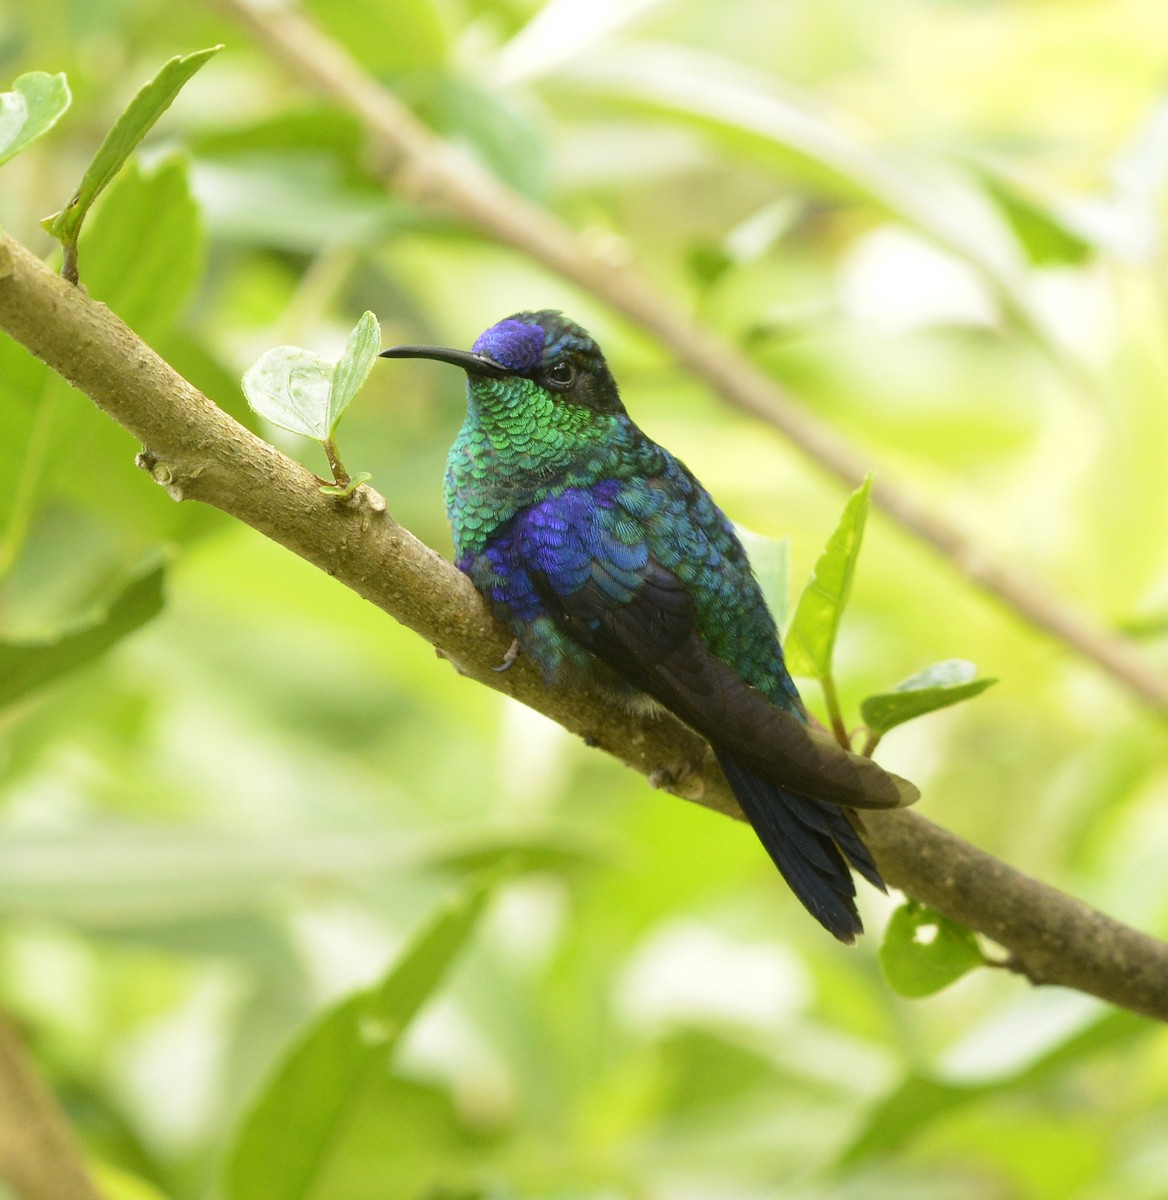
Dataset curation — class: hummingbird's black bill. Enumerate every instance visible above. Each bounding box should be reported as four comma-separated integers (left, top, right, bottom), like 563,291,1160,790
379,345,513,378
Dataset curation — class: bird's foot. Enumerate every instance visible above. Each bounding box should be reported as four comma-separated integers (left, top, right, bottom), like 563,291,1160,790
649,759,706,801
492,638,522,673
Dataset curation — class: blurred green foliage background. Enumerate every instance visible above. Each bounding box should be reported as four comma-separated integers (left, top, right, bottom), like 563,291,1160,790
3,0,1168,1197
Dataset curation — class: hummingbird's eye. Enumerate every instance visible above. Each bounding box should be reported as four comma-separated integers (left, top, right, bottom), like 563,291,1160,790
545,361,575,389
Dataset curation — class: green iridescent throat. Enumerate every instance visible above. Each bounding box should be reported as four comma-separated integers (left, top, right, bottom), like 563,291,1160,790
446,375,629,556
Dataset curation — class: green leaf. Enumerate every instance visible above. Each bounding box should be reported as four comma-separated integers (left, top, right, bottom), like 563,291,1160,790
242,347,334,440
401,73,549,200
784,474,873,679
879,902,984,999
328,311,380,435
0,559,165,711
91,1160,172,1200
735,526,790,629
242,312,380,441
0,71,71,166
79,155,204,342
318,471,372,498
839,1073,977,1167
41,46,221,276
840,1008,1145,1166
1118,608,1168,639
223,876,497,1200
860,659,997,735
978,169,1093,267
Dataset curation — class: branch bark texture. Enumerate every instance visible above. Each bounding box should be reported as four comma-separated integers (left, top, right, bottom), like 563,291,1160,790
2,230,1167,1021
207,0,1168,720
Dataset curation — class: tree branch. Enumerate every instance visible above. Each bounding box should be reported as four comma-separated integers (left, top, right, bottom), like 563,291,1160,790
2,230,1167,1021
0,1016,106,1200
205,0,1168,719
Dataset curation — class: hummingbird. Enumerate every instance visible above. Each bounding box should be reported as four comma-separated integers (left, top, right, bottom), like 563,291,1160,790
381,311,918,941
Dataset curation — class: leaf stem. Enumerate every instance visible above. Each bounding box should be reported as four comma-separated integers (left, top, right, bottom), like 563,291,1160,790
60,238,79,286
860,727,882,758
820,672,850,748
322,436,350,489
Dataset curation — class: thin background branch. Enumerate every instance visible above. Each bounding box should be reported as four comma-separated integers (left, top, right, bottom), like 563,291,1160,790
0,1016,106,1200
2,230,1167,1021
206,0,1168,718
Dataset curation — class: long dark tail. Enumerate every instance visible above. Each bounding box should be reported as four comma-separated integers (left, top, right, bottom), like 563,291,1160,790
716,749,886,943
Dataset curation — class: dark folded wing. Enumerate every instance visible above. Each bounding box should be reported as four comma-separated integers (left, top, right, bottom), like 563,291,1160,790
536,554,917,810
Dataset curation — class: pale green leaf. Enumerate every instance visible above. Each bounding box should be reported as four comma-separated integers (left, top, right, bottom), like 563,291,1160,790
879,902,983,999
242,347,334,440
223,877,496,1200
861,659,997,734
784,475,872,679
243,312,379,442
328,311,380,435
0,71,71,166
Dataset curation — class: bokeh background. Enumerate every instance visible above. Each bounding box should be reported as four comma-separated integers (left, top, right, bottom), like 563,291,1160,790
3,0,1168,1196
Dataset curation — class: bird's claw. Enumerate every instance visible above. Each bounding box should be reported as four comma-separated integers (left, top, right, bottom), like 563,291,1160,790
492,638,522,673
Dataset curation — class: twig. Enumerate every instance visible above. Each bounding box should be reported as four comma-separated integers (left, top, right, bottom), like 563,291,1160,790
2,229,1166,1020
205,0,1168,718
0,1015,106,1200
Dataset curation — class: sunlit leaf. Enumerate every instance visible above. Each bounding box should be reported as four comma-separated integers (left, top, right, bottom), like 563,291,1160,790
977,170,1093,267
0,71,70,166
242,347,333,440
784,475,872,679
861,659,997,735
0,559,165,711
879,902,983,999
242,312,379,442
329,311,380,435
42,46,221,276
223,876,497,1200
